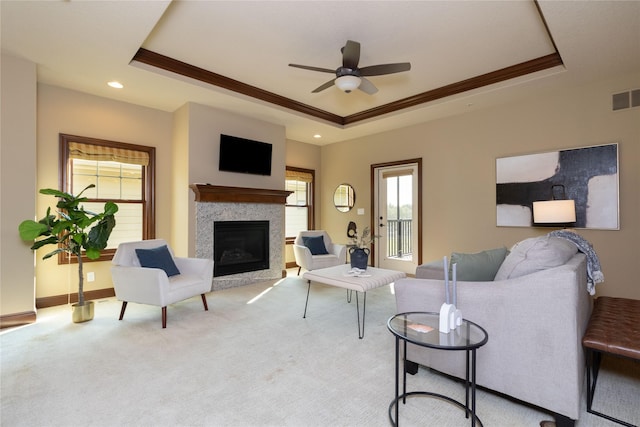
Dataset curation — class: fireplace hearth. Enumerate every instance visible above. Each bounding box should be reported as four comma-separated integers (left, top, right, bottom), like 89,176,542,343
214,221,269,277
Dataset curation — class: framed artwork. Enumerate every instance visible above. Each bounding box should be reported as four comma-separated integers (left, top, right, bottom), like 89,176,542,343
496,143,619,229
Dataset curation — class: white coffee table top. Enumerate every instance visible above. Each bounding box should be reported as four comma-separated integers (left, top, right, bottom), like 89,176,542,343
303,264,406,292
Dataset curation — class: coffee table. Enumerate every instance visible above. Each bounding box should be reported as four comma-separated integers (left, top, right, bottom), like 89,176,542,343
387,312,488,426
302,264,406,339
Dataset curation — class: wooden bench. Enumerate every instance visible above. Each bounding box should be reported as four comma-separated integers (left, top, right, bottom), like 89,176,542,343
582,296,640,427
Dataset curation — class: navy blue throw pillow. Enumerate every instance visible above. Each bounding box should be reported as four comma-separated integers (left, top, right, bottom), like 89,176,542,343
302,236,329,255
135,245,181,277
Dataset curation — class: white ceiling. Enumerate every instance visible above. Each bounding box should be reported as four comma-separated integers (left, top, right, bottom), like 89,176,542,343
2,1,639,145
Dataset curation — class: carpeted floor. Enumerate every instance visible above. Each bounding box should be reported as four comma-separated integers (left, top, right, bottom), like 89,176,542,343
1,273,638,426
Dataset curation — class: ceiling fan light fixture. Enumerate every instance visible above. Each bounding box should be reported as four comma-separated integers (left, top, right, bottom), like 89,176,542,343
335,75,361,93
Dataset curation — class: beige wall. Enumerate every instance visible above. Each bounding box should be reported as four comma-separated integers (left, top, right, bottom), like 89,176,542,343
170,103,191,255
178,102,287,256
319,72,640,299
1,55,37,317
284,139,322,264
33,84,174,299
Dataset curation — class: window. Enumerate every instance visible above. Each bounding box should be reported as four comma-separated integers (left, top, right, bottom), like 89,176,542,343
285,167,314,242
59,134,155,263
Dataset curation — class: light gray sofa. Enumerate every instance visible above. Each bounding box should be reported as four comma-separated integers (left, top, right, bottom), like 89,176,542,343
394,236,593,426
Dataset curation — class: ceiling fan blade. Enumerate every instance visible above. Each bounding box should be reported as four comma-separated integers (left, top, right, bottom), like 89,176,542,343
342,40,360,69
358,77,378,95
312,79,336,93
289,64,335,74
359,62,411,76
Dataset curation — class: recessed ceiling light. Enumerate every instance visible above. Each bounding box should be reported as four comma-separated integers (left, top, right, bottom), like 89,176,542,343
108,81,123,89
313,134,322,139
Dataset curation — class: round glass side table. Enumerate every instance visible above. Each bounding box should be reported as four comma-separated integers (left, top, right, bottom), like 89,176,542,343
387,312,488,426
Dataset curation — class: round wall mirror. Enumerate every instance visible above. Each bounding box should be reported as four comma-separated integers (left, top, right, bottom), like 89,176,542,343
334,183,355,212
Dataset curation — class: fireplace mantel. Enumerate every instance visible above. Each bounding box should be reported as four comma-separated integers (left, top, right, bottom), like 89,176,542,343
190,184,292,204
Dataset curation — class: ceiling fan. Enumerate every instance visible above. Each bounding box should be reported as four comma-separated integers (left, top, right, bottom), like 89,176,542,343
289,40,411,95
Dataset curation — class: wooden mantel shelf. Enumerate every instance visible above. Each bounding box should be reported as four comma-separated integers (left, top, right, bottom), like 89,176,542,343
190,184,292,204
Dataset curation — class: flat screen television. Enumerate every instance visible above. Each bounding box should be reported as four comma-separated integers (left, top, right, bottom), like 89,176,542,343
218,134,272,176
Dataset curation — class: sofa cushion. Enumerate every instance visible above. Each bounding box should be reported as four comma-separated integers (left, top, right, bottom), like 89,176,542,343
135,245,181,277
302,235,329,255
494,235,577,280
451,247,508,281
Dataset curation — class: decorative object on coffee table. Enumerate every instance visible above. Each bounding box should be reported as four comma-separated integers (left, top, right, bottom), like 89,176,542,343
348,225,378,270
439,256,462,333
349,246,370,270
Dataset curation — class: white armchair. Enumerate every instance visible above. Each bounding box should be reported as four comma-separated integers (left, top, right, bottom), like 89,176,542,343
111,239,213,328
293,230,346,275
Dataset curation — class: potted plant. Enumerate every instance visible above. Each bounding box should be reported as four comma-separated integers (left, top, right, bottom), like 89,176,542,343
348,226,379,270
18,185,118,323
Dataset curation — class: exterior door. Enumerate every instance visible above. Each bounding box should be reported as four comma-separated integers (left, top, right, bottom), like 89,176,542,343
373,161,420,274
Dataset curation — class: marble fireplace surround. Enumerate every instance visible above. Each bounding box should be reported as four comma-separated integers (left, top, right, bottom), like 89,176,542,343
190,184,291,291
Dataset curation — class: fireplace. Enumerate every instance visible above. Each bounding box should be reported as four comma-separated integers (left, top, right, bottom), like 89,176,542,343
214,221,269,277
192,184,291,291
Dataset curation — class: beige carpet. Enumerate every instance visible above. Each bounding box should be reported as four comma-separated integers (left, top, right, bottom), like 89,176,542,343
2,273,638,426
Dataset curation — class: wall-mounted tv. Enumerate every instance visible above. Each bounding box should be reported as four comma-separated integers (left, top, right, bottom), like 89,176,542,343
218,134,272,176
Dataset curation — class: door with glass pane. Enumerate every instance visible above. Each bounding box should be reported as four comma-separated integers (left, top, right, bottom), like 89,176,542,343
373,162,420,274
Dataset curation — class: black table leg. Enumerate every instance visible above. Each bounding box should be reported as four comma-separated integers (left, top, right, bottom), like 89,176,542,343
471,348,477,426
303,280,311,318
465,349,470,418
395,336,400,426
355,291,367,339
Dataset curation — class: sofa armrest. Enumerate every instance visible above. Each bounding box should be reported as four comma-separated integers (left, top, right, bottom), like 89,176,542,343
111,265,170,306
415,259,446,279
293,244,313,270
329,243,346,263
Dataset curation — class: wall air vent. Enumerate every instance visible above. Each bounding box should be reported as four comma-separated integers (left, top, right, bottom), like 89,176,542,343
612,89,640,111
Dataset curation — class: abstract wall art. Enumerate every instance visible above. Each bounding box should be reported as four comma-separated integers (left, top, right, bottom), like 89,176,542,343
496,143,619,229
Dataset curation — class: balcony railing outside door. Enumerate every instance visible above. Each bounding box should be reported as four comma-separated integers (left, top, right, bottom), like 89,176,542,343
386,219,412,259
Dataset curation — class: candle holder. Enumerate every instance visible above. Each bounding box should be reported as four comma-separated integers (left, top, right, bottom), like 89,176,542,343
439,257,463,333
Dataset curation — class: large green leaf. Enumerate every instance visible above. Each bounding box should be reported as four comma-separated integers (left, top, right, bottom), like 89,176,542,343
85,247,101,260
51,219,73,235
42,248,66,260
75,184,96,198
39,188,71,198
86,215,116,252
73,233,86,246
104,201,119,216
18,220,49,240
30,235,59,251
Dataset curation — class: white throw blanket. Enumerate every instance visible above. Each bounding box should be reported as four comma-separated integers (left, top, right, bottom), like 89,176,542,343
549,230,604,295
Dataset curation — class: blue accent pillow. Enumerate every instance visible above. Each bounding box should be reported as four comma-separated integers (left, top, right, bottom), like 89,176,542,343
302,235,329,255
135,245,181,277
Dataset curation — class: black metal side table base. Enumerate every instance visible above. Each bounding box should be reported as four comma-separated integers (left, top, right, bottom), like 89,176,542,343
388,392,484,427
387,313,488,427
585,349,638,427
